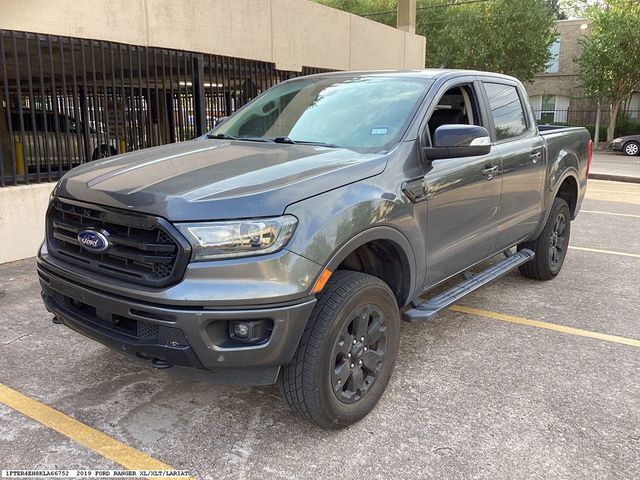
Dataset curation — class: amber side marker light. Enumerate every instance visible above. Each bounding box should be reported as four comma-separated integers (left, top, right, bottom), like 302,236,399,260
311,268,333,294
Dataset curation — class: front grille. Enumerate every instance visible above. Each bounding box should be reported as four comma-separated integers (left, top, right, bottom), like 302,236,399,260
46,198,190,287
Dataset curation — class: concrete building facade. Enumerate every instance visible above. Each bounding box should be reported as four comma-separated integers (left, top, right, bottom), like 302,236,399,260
0,0,426,73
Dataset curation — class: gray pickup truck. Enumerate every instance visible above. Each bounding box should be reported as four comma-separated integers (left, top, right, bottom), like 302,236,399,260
38,70,592,428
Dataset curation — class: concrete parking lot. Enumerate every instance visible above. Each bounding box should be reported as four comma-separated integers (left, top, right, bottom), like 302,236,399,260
1,179,639,480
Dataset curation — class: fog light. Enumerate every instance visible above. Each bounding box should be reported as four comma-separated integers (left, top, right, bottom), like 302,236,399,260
232,322,250,338
229,319,272,344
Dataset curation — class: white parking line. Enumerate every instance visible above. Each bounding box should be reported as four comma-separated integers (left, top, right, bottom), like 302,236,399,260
581,210,640,219
568,246,640,258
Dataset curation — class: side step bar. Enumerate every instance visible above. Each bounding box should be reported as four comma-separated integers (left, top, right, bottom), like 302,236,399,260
402,248,535,323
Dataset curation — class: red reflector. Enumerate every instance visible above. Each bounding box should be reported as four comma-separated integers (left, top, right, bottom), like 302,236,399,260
586,139,593,178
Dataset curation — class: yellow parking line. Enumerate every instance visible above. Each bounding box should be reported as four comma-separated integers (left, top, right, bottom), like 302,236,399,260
450,305,640,348
0,383,187,477
581,210,640,219
568,245,640,258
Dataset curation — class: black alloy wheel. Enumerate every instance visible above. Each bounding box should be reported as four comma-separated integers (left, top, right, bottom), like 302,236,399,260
549,211,568,271
331,304,388,404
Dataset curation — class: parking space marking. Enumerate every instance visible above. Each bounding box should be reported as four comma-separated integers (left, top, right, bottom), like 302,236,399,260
568,245,640,258
0,383,187,477
450,305,640,348
581,210,640,219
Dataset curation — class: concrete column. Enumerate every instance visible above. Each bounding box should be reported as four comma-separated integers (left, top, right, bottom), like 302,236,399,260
397,0,416,34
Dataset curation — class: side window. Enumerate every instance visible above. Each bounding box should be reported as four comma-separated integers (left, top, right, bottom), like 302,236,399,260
426,84,480,144
483,82,527,141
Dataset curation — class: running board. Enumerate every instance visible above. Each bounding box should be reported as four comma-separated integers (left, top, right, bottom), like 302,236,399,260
402,249,535,323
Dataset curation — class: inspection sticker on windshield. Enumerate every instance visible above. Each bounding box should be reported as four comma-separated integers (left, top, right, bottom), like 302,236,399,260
370,127,388,135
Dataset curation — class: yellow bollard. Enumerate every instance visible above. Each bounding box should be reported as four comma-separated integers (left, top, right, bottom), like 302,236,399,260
119,139,126,153
14,141,25,176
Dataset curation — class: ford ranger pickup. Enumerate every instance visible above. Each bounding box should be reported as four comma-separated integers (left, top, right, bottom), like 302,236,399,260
38,70,592,428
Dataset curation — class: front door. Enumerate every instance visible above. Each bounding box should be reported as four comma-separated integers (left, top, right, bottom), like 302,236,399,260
424,150,503,288
422,82,503,289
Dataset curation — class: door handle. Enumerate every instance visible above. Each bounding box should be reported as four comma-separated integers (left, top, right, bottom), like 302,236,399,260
530,151,542,163
482,165,499,180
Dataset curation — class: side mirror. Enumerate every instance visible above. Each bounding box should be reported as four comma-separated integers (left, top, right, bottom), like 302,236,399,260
423,124,491,160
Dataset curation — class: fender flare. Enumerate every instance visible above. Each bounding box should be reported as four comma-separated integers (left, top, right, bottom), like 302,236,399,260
533,169,580,239
319,225,418,307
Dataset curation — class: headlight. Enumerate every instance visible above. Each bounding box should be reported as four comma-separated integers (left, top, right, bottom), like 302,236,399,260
176,215,297,261
612,137,623,142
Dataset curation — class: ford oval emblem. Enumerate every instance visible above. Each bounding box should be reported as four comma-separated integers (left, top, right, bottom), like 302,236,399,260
77,229,109,253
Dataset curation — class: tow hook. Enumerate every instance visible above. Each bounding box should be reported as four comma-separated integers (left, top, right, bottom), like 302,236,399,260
151,358,173,369
136,352,173,369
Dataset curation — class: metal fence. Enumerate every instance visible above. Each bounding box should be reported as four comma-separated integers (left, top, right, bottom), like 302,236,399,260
533,108,640,127
0,30,331,187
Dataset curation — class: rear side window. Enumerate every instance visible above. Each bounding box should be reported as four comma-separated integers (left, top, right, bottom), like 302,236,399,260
483,82,527,141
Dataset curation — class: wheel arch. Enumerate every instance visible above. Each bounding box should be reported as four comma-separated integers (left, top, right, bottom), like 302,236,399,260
530,168,580,242
321,226,417,308
554,173,579,218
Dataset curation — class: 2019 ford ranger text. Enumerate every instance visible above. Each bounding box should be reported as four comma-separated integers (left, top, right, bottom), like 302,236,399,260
38,70,592,428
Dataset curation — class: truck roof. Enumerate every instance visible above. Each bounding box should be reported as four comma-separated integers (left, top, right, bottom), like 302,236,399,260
296,68,521,84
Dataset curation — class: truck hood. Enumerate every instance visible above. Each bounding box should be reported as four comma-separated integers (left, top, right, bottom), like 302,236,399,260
55,139,387,221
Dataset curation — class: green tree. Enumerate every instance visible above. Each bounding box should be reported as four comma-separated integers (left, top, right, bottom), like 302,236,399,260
546,0,568,19
315,0,557,82
576,0,640,141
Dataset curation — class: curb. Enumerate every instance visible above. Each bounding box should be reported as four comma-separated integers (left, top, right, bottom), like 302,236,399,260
588,173,640,184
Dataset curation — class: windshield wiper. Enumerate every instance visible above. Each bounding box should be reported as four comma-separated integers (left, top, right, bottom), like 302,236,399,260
272,136,296,144
271,137,340,148
294,140,340,148
206,133,237,140
207,133,271,143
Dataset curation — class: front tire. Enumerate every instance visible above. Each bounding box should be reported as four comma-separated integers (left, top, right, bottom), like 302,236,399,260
279,270,400,429
518,197,571,280
623,141,639,156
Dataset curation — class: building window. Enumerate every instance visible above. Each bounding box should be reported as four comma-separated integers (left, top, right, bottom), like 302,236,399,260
540,95,556,123
535,94,570,124
545,37,561,73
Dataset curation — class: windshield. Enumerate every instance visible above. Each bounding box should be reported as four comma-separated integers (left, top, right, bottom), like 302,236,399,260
210,76,430,152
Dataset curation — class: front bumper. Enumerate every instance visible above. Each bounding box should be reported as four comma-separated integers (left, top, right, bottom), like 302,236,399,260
610,141,623,151
38,259,317,385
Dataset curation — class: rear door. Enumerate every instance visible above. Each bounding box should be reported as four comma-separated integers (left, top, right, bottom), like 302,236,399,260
421,79,503,289
480,80,545,250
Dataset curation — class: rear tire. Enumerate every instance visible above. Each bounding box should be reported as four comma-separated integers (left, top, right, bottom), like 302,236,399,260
279,270,400,429
518,197,571,281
